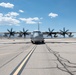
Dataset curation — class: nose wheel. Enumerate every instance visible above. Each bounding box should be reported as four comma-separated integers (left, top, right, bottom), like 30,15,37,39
31,40,35,44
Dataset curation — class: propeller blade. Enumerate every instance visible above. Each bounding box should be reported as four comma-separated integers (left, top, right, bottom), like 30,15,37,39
11,28,13,32
7,29,10,32
26,30,28,32
60,30,63,32
66,29,69,32
23,28,25,32
51,29,54,32
48,28,50,32
63,27,65,32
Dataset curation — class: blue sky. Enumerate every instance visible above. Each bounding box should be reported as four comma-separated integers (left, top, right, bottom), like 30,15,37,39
0,0,76,32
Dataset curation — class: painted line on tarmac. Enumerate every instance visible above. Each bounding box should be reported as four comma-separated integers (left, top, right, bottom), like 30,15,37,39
11,45,36,75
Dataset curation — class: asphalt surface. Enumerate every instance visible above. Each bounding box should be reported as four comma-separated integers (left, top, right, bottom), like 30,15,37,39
0,38,76,75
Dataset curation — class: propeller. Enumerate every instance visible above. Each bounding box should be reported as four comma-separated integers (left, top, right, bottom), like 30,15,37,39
19,28,28,38
60,27,69,38
7,28,15,38
3,33,8,37
54,33,58,38
47,28,54,38
68,32,74,37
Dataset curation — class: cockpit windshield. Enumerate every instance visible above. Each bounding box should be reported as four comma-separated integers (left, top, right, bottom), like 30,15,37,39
33,31,41,36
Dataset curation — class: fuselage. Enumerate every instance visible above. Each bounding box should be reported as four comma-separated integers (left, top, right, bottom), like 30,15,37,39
31,30,44,43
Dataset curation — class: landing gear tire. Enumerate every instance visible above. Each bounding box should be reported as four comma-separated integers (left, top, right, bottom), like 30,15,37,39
31,40,33,43
31,40,35,44
42,41,44,43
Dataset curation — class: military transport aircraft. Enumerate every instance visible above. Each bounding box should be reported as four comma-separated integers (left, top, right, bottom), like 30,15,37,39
0,27,76,43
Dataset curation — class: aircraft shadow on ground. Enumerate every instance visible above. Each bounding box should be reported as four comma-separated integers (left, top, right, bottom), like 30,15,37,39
0,42,31,44
1,41,76,44
32,42,45,45
45,42,76,44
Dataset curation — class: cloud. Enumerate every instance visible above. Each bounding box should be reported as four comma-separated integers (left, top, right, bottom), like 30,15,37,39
0,2,14,8
19,10,24,13
19,17,40,24
5,12,19,18
48,12,58,18
0,13,20,25
0,13,3,17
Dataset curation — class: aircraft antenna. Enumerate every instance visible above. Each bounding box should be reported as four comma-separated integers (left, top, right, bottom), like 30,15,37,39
38,22,40,31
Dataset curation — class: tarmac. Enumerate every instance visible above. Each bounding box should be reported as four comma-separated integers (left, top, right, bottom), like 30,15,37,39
0,38,76,75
